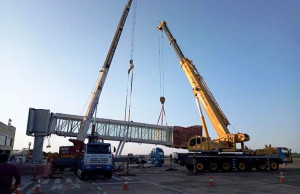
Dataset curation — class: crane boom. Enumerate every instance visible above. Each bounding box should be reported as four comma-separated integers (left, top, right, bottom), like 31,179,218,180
77,0,133,142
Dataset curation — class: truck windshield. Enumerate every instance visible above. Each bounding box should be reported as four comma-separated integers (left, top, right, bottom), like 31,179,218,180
87,145,110,154
281,148,289,157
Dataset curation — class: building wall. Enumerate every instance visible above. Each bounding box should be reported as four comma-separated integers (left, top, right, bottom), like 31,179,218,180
0,121,16,155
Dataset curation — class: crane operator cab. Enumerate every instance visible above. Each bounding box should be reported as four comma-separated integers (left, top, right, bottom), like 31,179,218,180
188,134,251,152
188,135,225,152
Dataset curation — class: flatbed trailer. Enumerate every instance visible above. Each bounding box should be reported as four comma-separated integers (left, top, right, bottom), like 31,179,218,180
175,152,290,172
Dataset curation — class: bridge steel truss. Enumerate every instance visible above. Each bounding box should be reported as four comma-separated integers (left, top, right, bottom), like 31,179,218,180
49,113,173,147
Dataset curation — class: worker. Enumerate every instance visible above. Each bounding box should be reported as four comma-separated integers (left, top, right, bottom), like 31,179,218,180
0,153,21,194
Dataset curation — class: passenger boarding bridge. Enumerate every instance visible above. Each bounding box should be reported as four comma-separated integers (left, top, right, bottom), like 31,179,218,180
51,113,173,145
26,108,173,161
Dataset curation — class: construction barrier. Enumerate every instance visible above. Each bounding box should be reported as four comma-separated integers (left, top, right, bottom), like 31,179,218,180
209,175,214,186
123,178,129,190
34,179,42,193
280,171,285,184
15,186,21,194
11,186,21,194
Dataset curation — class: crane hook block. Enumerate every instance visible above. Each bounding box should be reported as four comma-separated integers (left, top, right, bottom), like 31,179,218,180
160,96,165,104
128,59,134,74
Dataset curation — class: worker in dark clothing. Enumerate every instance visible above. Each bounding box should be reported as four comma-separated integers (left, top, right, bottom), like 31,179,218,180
0,153,21,194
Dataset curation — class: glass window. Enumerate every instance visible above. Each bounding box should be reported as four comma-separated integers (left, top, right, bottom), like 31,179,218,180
189,138,196,146
6,137,11,146
87,145,110,154
281,148,289,156
0,135,5,146
281,148,288,154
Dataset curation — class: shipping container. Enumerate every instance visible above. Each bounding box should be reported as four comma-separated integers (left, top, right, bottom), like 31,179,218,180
172,125,202,149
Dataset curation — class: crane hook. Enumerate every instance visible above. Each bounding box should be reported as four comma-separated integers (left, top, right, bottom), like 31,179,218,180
160,96,165,105
128,59,134,74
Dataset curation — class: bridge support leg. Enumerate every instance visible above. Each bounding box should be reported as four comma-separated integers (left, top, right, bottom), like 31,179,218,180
32,136,44,162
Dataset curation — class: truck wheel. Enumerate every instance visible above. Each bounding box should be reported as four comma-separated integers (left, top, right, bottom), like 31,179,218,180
269,160,279,171
52,164,58,172
256,161,267,171
77,169,85,180
186,164,194,171
221,160,232,172
104,172,113,179
196,161,205,172
208,161,218,172
73,165,78,175
236,160,247,172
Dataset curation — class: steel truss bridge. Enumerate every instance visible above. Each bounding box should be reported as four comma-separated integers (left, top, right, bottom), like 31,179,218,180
49,113,173,146
27,108,175,161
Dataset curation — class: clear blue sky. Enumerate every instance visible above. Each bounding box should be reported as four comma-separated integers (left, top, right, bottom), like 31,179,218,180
0,0,299,154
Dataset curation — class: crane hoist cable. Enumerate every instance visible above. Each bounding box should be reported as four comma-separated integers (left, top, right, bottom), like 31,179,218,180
117,0,137,157
124,60,134,122
80,79,98,116
130,0,137,61
157,30,168,126
158,29,165,97
124,0,137,122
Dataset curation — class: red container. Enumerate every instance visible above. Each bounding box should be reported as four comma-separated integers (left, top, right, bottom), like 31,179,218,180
172,125,202,149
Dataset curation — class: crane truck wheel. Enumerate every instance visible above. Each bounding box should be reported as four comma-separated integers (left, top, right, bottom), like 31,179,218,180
104,172,113,179
269,160,279,171
255,160,268,171
73,165,78,175
77,169,85,180
51,164,58,173
221,160,232,172
196,161,205,172
208,161,218,172
236,160,247,172
186,164,194,171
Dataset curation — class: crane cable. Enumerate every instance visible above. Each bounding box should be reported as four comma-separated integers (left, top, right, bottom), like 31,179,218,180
157,29,168,126
124,0,137,122
124,61,134,122
117,0,137,156
158,29,165,97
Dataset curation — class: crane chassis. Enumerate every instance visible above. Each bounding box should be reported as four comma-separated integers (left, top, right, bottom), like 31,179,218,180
176,150,291,172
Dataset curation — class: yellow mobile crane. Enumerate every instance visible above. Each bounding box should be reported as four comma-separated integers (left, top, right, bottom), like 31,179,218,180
158,21,292,172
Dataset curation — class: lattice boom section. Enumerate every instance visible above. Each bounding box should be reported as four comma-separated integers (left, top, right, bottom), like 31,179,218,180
49,113,173,146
